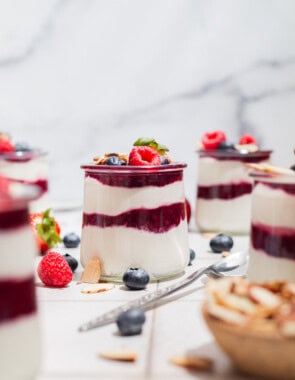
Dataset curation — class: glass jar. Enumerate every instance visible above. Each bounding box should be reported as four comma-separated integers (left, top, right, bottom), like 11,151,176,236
80,163,189,281
248,170,295,282
195,149,272,234
0,178,41,379
0,150,49,212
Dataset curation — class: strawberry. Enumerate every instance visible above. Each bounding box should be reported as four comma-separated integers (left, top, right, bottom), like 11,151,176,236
239,133,257,145
128,146,161,166
30,209,62,255
201,130,226,150
0,135,14,153
37,251,72,287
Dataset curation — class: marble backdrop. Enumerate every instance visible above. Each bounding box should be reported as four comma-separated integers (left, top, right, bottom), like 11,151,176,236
1,0,295,210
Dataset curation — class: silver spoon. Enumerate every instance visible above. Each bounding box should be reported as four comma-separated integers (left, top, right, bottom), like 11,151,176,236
78,250,248,332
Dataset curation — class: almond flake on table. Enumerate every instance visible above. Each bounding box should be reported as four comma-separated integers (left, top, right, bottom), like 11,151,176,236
80,257,101,283
80,283,115,294
99,350,137,362
170,354,213,371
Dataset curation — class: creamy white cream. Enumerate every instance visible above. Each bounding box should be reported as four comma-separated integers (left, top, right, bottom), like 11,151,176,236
81,221,189,279
0,314,41,380
248,248,295,282
83,176,184,215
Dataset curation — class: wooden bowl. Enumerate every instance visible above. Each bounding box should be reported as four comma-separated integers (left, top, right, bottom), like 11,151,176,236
203,306,295,379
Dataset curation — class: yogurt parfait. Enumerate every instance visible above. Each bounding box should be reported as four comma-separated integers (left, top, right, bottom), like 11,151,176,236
195,131,272,234
0,177,41,379
248,163,295,282
0,133,49,211
80,138,189,281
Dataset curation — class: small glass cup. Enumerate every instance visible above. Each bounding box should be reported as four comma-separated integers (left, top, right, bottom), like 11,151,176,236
0,178,41,379
248,170,295,282
80,163,189,281
0,150,49,212
195,149,272,234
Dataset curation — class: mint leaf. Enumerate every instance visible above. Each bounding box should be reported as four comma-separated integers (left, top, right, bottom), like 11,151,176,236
133,137,169,155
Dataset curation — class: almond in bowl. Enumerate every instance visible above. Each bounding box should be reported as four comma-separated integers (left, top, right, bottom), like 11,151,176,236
202,277,295,380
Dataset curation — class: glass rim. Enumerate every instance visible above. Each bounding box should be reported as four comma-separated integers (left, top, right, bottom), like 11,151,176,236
197,149,272,158
81,162,187,173
249,169,295,184
0,149,48,161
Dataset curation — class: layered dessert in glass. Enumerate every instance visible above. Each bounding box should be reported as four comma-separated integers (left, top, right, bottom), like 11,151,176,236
0,134,49,211
0,177,41,379
80,138,189,281
195,131,272,234
248,164,295,282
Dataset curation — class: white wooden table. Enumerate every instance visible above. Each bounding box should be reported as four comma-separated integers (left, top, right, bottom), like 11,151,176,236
36,209,250,380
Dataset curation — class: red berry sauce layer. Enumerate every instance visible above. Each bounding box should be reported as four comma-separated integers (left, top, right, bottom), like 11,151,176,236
0,276,36,322
0,208,29,229
197,182,253,200
83,202,186,233
251,223,295,261
82,163,186,188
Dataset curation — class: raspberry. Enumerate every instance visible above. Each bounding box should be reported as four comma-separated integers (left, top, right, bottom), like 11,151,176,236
0,136,14,153
37,251,73,287
239,133,257,145
201,130,226,150
128,146,161,166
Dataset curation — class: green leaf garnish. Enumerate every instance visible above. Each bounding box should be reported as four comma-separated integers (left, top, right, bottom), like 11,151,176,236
36,208,62,248
133,137,169,155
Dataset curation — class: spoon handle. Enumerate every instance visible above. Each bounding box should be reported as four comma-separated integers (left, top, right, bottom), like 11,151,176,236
78,267,208,332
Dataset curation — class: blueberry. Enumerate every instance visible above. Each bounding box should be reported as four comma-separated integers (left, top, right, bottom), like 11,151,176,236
188,248,196,266
160,156,169,165
209,233,234,253
217,141,236,150
290,164,295,171
122,268,150,290
63,232,80,248
116,307,146,336
14,142,32,152
105,156,126,166
63,253,78,272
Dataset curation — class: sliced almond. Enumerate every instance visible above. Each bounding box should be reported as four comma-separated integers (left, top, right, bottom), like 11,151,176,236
206,301,247,325
246,163,295,176
99,350,137,362
248,286,282,309
221,251,230,257
80,257,101,284
218,293,257,315
81,283,114,294
170,355,213,371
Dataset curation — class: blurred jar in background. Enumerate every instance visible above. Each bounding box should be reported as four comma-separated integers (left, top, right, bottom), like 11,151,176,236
0,177,41,380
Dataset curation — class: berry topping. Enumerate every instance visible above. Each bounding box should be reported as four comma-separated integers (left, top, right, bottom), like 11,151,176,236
0,135,14,153
201,131,226,150
105,156,127,166
116,307,146,336
128,146,161,166
239,134,257,145
62,253,78,272
209,233,234,253
217,141,236,150
122,268,150,290
188,248,196,266
30,209,62,255
133,137,169,156
37,251,73,287
160,155,170,165
290,164,295,171
63,232,80,248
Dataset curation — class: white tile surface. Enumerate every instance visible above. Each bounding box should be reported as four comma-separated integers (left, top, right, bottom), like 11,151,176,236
35,209,249,379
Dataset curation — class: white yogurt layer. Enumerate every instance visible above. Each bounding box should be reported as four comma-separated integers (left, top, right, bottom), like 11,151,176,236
248,248,295,282
251,182,295,229
0,156,48,182
0,226,37,278
81,221,189,279
0,314,41,380
83,176,184,215
197,157,252,186
195,194,251,234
